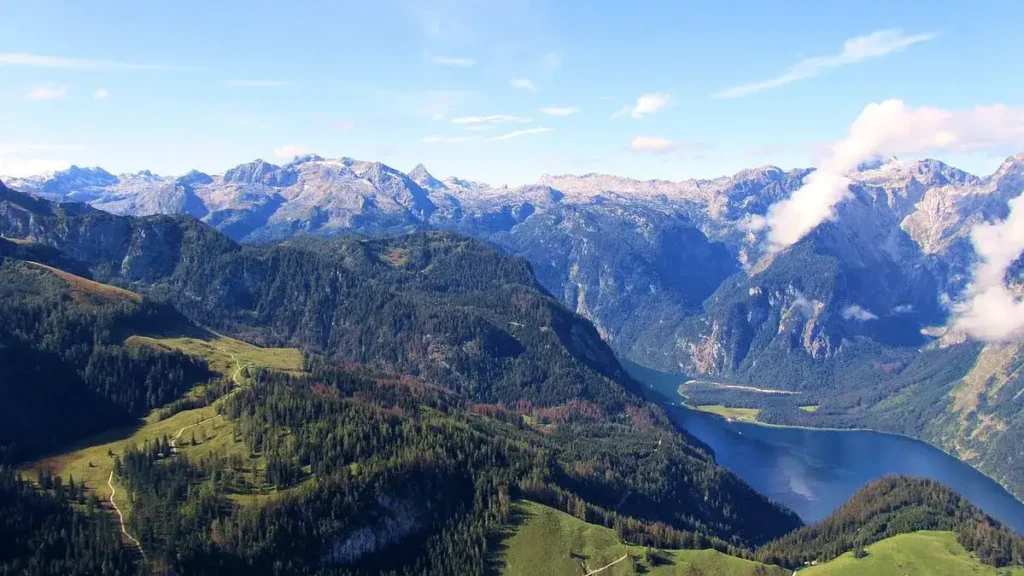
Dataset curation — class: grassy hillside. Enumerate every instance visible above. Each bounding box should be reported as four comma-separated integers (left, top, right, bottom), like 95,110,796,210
496,500,787,575
26,331,304,521
803,531,1024,575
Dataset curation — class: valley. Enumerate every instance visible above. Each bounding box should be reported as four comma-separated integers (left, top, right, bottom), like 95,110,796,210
3,156,1024,573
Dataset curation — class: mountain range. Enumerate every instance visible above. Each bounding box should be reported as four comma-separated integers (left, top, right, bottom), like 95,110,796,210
4,153,1024,505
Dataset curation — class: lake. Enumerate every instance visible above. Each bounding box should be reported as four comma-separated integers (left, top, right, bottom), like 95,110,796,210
622,360,1024,534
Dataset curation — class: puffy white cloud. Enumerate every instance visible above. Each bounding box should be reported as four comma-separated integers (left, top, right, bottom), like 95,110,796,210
426,54,476,67
540,106,580,117
953,192,1024,342
93,88,109,99
714,29,936,98
225,80,295,87
273,144,310,160
892,304,915,314
842,304,878,321
612,93,669,119
487,127,552,141
27,83,69,100
763,100,1024,249
510,78,538,93
451,114,532,124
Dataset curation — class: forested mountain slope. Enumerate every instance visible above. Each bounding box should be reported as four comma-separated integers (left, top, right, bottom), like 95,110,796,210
0,182,805,573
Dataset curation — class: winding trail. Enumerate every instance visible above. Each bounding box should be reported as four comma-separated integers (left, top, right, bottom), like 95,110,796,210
107,471,146,563
219,347,252,386
583,554,628,575
170,417,218,453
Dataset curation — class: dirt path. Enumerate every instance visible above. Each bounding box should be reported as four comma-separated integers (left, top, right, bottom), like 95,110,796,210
170,417,218,453
107,471,146,563
219,347,252,386
584,554,628,575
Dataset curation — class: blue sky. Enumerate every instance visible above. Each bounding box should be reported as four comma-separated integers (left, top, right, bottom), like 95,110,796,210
2,0,1022,184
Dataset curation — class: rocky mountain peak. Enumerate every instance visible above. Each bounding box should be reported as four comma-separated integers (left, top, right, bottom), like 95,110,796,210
408,164,446,191
222,159,280,184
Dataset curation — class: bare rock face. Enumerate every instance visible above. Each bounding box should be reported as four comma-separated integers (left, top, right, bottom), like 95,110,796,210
324,496,421,565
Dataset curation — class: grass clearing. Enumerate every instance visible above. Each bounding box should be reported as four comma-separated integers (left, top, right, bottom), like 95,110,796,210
26,261,142,306
23,333,304,520
692,405,761,423
803,530,1024,575
127,332,303,378
495,500,786,575
799,405,820,413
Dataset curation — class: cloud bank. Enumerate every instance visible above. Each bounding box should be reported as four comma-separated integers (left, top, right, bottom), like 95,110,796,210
760,100,1024,249
953,193,1024,342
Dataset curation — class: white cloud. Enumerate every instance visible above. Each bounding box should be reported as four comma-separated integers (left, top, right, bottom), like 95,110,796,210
93,88,109,99
540,106,580,117
842,304,878,321
0,158,73,177
893,304,915,314
451,114,532,125
953,192,1024,342
629,136,707,155
273,144,310,160
27,83,69,100
0,143,88,178
762,100,1024,249
714,29,936,99
612,93,669,119
426,54,476,67
630,136,674,152
0,52,178,70
421,135,478,144
510,78,538,93
487,127,553,141
226,80,295,87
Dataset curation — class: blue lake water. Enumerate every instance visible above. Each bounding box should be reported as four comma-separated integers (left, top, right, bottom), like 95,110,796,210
622,360,1024,534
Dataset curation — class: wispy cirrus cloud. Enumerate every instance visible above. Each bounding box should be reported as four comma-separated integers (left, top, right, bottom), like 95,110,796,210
93,88,109,99
226,79,295,87
510,78,538,93
451,114,532,125
540,106,580,117
0,52,179,70
426,54,476,67
27,83,69,101
629,136,707,155
612,93,670,119
487,127,552,141
713,29,936,99
421,135,478,144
